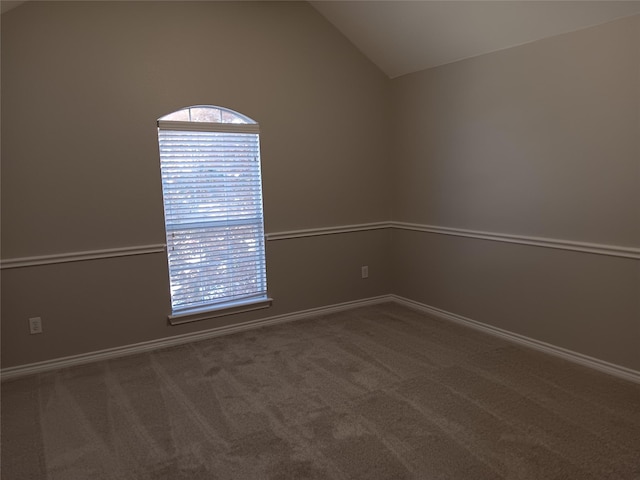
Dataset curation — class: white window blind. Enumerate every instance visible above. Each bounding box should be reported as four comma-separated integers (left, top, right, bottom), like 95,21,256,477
157,107,268,317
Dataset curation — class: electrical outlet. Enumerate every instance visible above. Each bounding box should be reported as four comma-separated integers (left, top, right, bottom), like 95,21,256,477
361,265,369,279
29,317,43,334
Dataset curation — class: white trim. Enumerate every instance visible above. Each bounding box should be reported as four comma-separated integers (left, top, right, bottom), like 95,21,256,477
2,294,638,385
391,295,640,385
266,221,639,259
157,120,259,133
2,222,637,269
0,296,393,382
391,222,640,260
168,297,273,325
0,244,166,270
265,222,391,241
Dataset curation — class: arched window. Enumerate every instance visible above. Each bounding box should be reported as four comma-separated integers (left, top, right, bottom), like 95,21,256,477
157,106,270,323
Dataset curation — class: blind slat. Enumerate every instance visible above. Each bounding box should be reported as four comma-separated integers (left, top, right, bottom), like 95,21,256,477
158,126,267,314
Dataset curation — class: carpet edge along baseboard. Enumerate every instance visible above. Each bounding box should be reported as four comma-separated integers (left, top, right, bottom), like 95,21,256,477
2,294,639,385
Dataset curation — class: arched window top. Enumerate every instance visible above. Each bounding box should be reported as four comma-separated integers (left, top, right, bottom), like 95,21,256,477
159,105,256,124
156,104,268,317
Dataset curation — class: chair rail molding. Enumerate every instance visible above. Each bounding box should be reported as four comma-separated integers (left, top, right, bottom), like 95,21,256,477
391,222,640,260
2,222,637,269
0,244,167,269
265,222,390,241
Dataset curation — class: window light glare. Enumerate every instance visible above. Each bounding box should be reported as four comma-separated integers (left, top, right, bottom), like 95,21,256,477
159,106,254,124
157,105,267,317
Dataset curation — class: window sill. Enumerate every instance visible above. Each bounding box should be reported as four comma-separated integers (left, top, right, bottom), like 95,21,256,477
168,297,273,326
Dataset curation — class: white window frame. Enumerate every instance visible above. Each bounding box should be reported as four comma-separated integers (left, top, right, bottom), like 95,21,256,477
157,106,271,325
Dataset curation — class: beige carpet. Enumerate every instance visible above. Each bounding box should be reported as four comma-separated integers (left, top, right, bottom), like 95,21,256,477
2,303,640,479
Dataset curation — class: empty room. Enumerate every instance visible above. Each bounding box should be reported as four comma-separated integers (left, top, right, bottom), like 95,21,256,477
1,1,639,478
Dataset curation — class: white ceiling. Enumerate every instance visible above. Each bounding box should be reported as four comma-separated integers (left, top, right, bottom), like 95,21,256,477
310,1,640,78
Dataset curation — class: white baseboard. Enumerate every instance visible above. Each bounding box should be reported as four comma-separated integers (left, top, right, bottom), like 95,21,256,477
391,295,640,385
0,295,393,382
3,294,638,385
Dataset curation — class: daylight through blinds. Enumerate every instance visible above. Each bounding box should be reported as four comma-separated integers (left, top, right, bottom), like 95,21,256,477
158,111,267,314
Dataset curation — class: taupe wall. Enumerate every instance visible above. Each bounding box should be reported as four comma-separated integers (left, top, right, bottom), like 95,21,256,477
2,231,392,366
2,3,638,373
1,1,391,367
391,15,640,370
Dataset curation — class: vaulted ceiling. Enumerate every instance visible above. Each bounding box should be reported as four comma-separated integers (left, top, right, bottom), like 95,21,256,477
3,1,639,79
310,1,640,78
0,0,27,15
